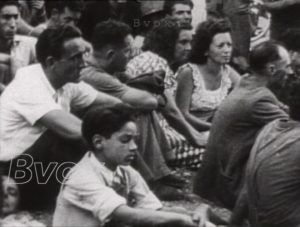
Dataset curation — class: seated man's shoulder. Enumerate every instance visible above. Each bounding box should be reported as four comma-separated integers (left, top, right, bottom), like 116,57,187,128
81,66,117,83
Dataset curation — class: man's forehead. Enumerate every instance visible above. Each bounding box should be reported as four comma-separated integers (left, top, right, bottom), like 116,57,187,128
63,37,85,54
278,46,291,63
0,5,19,14
173,4,191,12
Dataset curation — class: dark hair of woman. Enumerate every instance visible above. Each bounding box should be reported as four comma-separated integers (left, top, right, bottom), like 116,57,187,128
189,19,231,64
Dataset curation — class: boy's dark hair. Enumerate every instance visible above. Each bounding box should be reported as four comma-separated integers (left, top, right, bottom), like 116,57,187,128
189,18,231,64
164,0,194,15
82,103,136,146
36,25,82,66
0,0,20,11
249,41,282,73
91,19,131,51
45,0,84,18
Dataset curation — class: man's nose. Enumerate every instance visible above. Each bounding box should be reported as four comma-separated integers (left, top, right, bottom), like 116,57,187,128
287,65,294,75
186,43,192,51
129,140,137,151
223,45,231,53
183,12,191,18
8,18,17,28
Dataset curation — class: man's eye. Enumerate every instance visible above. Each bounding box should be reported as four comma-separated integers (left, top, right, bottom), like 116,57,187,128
64,17,73,23
120,136,131,143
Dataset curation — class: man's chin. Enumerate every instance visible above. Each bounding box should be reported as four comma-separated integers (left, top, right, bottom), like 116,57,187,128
5,33,15,40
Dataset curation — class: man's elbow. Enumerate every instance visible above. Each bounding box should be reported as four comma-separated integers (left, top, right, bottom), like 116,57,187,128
53,127,82,140
142,96,158,110
124,92,158,110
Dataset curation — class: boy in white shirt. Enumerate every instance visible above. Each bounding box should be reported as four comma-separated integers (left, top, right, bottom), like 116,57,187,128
53,103,216,227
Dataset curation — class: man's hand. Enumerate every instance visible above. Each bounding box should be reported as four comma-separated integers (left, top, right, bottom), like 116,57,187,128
192,204,216,227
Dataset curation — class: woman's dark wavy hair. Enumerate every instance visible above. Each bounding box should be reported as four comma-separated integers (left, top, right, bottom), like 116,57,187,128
142,17,182,63
189,19,231,64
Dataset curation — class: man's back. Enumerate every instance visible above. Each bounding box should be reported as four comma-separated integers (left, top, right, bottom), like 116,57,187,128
194,74,287,209
246,119,300,227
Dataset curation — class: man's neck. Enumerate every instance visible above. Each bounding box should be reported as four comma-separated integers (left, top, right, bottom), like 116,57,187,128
245,72,269,87
43,67,66,90
0,37,14,53
90,53,114,74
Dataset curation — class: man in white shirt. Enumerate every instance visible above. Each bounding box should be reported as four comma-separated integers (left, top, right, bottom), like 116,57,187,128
0,25,120,210
0,0,37,89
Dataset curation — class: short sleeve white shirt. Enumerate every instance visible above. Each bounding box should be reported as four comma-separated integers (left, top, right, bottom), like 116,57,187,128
0,64,97,161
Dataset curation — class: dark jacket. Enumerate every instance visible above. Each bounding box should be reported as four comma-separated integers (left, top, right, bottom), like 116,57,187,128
194,75,288,209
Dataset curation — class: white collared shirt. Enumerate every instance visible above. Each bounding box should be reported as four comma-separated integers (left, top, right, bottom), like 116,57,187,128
53,152,162,227
0,64,97,160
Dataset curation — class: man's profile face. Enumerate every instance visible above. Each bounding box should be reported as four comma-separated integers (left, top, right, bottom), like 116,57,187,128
0,5,19,41
171,3,192,26
59,6,81,27
290,51,300,77
272,46,293,76
110,34,132,73
53,37,87,83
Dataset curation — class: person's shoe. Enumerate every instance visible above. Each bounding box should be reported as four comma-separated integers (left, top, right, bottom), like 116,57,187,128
157,174,187,189
151,183,185,201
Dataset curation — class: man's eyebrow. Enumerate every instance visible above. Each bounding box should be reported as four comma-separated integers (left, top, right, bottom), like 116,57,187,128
119,133,139,138
2,13,18,16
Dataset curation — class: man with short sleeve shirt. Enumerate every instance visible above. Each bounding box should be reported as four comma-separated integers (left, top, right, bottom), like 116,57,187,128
0,25,120,210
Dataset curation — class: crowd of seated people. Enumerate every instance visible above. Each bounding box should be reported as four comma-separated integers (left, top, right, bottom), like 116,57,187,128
1,0,300,227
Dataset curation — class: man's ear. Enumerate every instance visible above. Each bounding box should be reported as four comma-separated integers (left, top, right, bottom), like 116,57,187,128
92,134,104,150
45,56,55,68
266,63,276,75
106,49,115,62
50,8,59,19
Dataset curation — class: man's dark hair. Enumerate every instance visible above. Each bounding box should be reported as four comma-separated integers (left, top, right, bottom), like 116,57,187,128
91,19,131,51
163,0,194,15
143,17,191,63
189,18,231,64
36,25,82,66
82,103,136,146
249,41,282,73
45,0,84,18
0,0,20,11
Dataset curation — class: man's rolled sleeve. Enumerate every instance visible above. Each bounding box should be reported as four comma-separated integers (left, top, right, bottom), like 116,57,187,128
14,98,61,126
69,81,98,110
